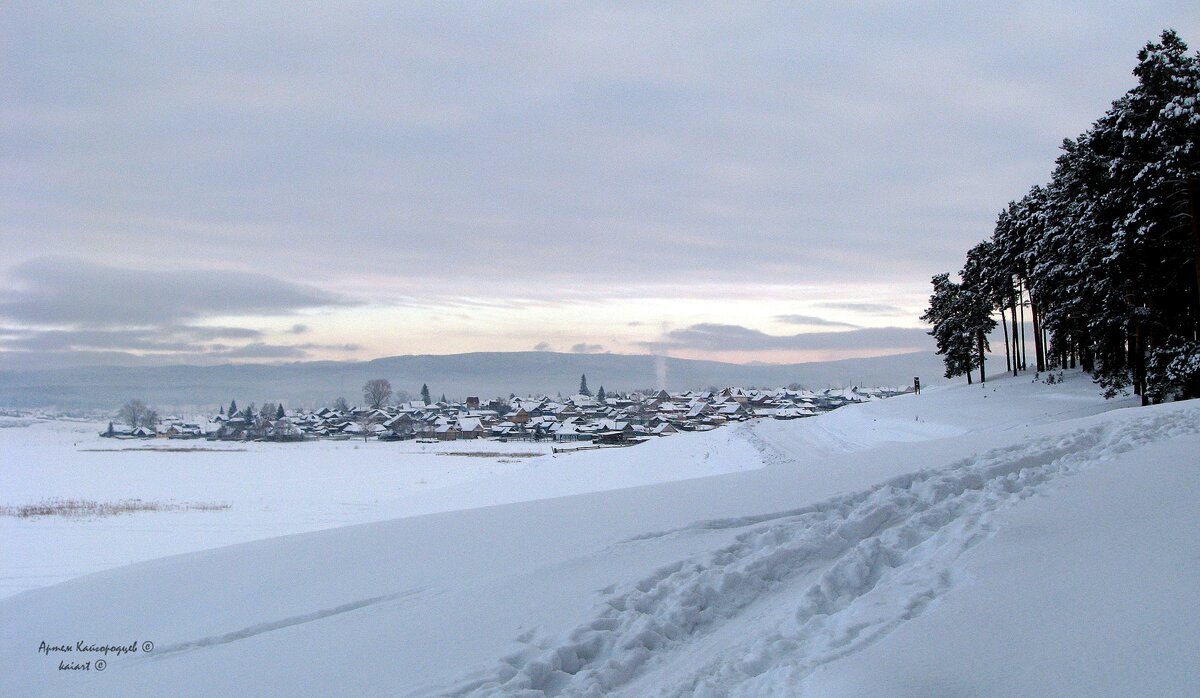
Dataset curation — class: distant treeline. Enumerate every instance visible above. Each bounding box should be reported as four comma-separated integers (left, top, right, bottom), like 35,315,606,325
924,30,1200,404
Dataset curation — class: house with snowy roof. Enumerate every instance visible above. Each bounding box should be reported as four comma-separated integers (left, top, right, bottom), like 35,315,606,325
457,417,485,439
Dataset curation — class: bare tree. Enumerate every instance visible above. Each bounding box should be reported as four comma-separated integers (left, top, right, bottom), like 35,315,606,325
362,378,392,409
270,417,303,442
116,400,156,429
355,411,376,442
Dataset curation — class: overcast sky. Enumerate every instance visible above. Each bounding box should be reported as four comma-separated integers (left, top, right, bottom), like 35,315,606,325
2,2,1197,368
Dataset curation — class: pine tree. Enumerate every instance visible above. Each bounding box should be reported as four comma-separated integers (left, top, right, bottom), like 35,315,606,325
420,384,431,405
1031,134,1110,373
1099,30,1200,401
960,251,999,382
922,274,978,383
990,203,1026,374
229,399,237,417
276,403,285,420
940,29,1200,402
597,386,607,401
579,374,591,396
1043,30,1200,401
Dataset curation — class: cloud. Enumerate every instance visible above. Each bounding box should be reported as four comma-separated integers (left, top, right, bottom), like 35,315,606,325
5,4,1192,297
0,257,351,327
638,323,932,353
0,325,265,352
0,349,152,369
294,342,361,352
0,341,362,370
1,329,196,353
2,4,1193,367
211,343,310,360
533,342,554,351
173,326,265,340
285,324,310,334
0,328,360,362
0,258,356,364
773,314,859,328
571,343,606,354
815,302,907,315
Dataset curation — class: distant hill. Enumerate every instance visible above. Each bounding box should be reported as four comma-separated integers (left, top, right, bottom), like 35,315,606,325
0,351,947,410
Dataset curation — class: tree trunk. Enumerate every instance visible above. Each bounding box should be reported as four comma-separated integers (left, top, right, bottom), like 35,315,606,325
1031,294,1045,372
1001,309,1011,372
1187,177,1200,318
978,331,987,383
1019,284,1028,371
1135,322,1148,407
1128,329,1142,399
1010,293,1020,376
1081,329,1093,373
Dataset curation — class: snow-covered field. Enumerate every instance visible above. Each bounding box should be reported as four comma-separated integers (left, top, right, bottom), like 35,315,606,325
2,370,1197,696
0,422,758,599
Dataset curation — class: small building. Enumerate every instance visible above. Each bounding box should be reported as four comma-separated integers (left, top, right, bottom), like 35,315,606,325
458,417,485,440
554,424,592,442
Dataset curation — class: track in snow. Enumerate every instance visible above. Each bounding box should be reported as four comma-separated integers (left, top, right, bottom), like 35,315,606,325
442,405,1200,697
137,588,425,663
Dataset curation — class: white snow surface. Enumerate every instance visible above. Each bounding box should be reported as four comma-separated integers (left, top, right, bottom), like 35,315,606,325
1,371,1198,696
0,424,757,598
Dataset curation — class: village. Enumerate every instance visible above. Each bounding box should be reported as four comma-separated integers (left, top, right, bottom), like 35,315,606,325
101,380,911,447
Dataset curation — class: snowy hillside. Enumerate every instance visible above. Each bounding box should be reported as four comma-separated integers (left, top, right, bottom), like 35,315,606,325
1,370,1197,696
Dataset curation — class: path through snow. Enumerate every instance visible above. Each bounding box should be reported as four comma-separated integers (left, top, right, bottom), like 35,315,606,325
444,403,1200,697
